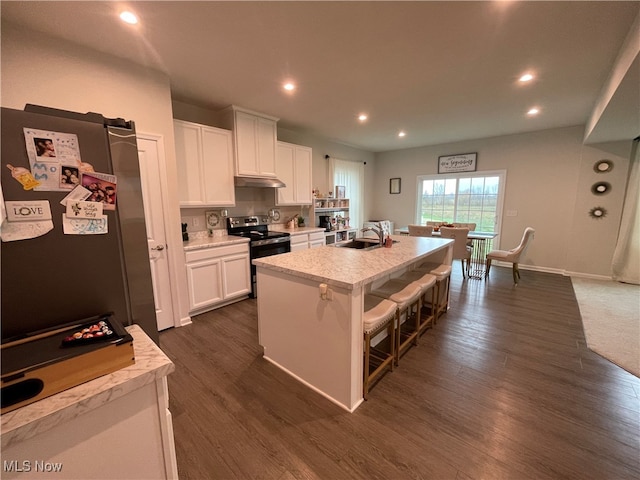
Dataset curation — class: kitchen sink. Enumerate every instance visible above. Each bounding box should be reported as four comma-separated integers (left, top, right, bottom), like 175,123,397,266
336,239,381,250
336,238,399,250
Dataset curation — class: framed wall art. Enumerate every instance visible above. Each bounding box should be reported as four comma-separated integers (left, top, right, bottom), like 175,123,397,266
335,185,346,199
438,152,477,174
390,178,401,194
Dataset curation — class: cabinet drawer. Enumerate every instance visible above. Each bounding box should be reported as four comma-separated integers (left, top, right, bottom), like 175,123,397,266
289,234,308,245
185,243,248,263
309,231,325,242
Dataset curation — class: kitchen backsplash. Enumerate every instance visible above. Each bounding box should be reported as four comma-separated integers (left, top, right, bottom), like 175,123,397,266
180,187,311,237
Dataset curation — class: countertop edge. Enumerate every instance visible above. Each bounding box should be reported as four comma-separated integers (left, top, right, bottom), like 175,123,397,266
254,237,453,290
269,226,327,235
1,325,174,450
183,235,250,251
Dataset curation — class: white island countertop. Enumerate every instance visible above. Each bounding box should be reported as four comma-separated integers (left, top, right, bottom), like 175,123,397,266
253,235,452,290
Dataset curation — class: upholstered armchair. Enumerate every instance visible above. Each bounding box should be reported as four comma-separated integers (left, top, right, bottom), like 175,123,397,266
486,227,535,284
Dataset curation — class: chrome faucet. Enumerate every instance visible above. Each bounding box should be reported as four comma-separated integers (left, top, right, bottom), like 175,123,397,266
361,222,385,244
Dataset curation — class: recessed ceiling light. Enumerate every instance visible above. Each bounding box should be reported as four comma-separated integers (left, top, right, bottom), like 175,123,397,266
283,83,295,91
519,73,534,83
119,11,138,25
358,114,368,122
398,131,406,138
527,107,540,116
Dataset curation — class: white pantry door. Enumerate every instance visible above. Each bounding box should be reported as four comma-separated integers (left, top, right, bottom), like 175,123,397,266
137,134,175,331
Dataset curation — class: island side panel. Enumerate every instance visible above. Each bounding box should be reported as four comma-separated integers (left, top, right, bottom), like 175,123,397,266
256,267,363,411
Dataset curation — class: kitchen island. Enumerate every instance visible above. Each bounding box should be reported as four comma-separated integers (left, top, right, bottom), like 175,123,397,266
254,235,452,411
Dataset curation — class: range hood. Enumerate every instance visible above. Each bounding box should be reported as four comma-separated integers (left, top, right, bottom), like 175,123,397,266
234,176,286,188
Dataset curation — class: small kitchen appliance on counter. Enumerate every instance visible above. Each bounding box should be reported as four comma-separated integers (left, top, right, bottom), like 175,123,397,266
319,215,332,232
227,215,291,298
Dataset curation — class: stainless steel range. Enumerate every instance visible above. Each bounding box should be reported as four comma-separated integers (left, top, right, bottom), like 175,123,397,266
227,215,291,298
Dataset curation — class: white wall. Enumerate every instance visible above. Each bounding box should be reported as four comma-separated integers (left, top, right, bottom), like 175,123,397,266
373,127,632,277
1,22,192,327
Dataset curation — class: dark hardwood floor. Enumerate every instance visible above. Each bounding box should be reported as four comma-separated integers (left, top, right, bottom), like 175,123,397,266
159,265,640,480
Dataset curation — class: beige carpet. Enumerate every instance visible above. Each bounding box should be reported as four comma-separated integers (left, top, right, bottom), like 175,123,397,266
572,277,640,378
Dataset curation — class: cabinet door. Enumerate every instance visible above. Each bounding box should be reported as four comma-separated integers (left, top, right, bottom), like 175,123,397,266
174,121,204,206
201,126,235,206
275,142,296,205
235,111,259,176
186,258,223,311
275,143,312,206
222,253,251,299
256,117,277,176
294,146,313,205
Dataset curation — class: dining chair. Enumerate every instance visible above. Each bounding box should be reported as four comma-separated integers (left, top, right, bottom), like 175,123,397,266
452,223,476,246
408,224,433,237
439,227,472,278
452,222,476,231
486,227,535,284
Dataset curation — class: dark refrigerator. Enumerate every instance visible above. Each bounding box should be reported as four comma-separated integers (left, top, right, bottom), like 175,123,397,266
1,105,159,345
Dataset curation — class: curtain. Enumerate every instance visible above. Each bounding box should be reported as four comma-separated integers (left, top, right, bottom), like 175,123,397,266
612,139,640,284
329,157,364,232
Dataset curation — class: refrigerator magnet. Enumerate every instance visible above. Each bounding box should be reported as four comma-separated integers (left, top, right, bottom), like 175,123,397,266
66,200,103,219
5,200,52,222
62,214,108,235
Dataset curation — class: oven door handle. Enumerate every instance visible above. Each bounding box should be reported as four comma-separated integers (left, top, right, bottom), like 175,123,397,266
251,237,291,247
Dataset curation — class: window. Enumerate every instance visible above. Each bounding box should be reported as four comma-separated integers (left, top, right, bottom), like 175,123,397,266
330,157,364,231
416,170,506,233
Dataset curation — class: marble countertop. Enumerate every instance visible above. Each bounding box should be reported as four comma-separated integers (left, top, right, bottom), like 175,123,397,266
1,325,174,450
183,234,249,251
269,225,326,236
253,235,452,290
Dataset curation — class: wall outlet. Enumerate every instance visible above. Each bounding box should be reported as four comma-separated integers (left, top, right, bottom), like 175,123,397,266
192,217,200,227
506,210,518,217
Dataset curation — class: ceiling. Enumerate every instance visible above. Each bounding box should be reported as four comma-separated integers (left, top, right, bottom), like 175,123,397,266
2,1,638,152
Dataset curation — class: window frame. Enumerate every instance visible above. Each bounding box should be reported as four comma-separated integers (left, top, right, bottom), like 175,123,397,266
415,169,507,243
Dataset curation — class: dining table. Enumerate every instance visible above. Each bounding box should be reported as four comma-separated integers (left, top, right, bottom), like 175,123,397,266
395,227,498,279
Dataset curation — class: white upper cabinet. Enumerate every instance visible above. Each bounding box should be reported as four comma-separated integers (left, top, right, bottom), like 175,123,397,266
275,141,313,206
220,106,278,178
174,119,235,207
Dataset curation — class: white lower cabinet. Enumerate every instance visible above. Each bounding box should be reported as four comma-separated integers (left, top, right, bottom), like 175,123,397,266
288,231,326,251
309,231,326,248
185,243,250,313
290,234,309,252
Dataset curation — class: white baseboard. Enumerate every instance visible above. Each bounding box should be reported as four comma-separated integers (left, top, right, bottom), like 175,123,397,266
178,316,192,327
563,271,612,281
489,261,612,280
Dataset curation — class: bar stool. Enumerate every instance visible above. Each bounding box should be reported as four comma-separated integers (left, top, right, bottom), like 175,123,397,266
370,278,423,365
413,262,452,324
398,270,437,338
362,295,397,400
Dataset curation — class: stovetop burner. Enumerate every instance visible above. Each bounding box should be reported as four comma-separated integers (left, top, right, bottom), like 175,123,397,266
226,216,290,243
